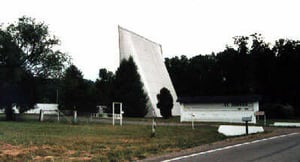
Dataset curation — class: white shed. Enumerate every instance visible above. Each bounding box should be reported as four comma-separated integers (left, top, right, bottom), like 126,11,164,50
25,103,58,114
178,96,261,124
0,103,58,115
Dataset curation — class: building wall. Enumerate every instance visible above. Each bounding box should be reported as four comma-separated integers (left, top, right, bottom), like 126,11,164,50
25,103,58,114
180,102,259,123
1,103,58,114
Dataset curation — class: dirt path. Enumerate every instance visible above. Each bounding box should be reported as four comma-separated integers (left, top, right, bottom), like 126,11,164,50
0,143,93,161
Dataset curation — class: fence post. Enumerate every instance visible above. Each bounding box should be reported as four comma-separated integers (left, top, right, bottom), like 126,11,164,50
73,110,77,124
245,121,249,135
120,104,123,126
191,113,195,130
57,111,60,122
39,109,44,122
264,114,266,126
112,103,115,126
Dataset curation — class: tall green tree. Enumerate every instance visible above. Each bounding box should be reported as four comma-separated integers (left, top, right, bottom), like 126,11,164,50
165,55,190,96
95,68,114,107
157,87,173,119
113,57,148,117
273,39,300,116
61,65,96,112
35,78,62,103
6,16,70,78
0,17,69,119
249,33,275,95
165,34,300,118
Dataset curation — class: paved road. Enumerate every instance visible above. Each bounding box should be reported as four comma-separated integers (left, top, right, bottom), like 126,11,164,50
164,132,300,162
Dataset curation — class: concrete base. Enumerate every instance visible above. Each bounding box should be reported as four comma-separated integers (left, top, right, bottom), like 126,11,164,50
273,122,300,127
218,125,264,136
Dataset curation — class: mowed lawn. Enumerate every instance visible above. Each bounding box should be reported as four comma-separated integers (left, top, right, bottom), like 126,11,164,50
0,121,225,161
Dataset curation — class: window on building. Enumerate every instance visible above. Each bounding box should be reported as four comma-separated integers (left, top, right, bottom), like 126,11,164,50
224,103,230,107
231,102,248,107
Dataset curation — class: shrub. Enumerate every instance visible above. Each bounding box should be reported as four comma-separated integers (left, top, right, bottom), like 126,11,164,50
156,87,173,119
4,106,16,121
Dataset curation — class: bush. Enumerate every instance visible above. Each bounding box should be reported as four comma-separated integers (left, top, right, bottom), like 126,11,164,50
4,106,16,121
261,103,295,119
113,57,148,117
156,87,173,119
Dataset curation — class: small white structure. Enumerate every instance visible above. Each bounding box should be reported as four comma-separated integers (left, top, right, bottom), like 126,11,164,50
179,96,261,124
25,103,58,114
112,102,123,126
273,122,300,127
218,125,264,136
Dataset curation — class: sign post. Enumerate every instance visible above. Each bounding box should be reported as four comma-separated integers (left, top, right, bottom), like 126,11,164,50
73,110,77,124
255,111,266,126
112,103,115,126
112,102,123,126
151,110,156,137
39,109,44,122
242,116,252,135
191,113,195,130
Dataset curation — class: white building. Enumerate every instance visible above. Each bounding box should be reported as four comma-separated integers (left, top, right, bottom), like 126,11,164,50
24,103,58,114
179,96,261,123
118,26,180,117
0,103,58,114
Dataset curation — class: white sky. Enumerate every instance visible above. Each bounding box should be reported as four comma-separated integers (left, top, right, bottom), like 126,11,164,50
1,0,300,80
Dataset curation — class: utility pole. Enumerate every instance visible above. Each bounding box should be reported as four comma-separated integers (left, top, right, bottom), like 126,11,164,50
151,110,156,137
56,89,59,104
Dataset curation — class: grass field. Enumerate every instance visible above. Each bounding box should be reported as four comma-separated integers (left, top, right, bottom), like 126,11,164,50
0,121,225,161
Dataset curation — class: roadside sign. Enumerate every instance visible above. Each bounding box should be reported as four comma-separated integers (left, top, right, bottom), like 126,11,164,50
255,111,265,116
242,116,252,122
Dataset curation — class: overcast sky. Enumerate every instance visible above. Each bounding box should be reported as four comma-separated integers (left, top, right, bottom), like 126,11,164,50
1,0,300,80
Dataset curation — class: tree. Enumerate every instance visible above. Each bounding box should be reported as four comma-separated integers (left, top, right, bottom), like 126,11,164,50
189,54,222,96
99,68,114,82
61,65,96,112
0,16,69,120
249,33,275,95
156,87,173,119
6,16,70,78
0,65,36,115
95,68,114,107
35,78,62,103
164,34,300,118
272,39,300,116
4,106,16,121
113,57,148,117
165,55,190,96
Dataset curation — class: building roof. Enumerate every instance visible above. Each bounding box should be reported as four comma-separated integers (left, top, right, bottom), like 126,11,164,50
177,95,261,104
